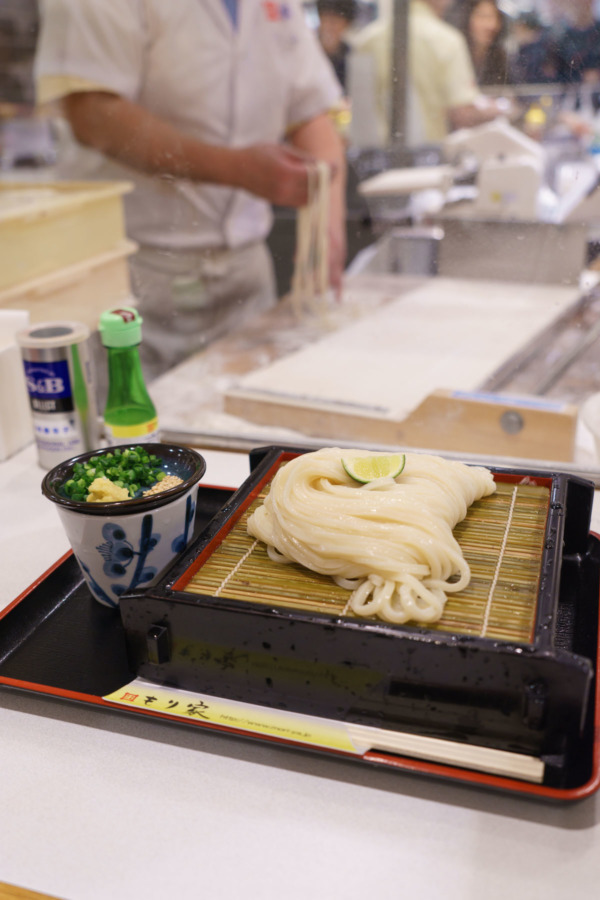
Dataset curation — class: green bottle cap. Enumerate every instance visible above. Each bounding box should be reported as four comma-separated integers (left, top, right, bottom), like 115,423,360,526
99,306,143,348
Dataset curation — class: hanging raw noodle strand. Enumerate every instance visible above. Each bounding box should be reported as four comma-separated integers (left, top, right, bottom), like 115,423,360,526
290,160,331,321
246,448,496,625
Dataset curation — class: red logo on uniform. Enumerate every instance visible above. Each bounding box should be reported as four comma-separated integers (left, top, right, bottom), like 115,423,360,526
262,1,291,21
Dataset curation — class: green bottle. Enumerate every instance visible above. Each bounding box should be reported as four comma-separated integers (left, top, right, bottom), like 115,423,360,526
99,307,159,445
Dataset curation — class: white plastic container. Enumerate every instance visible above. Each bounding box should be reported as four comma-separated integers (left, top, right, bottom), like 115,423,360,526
0,309,33,461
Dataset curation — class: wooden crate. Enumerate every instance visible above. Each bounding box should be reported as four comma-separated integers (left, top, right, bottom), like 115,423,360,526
0,180,133,290
0,240,138,329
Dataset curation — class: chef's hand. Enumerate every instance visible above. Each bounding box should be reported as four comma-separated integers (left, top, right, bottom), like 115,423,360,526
231,143,336,208
232,139,346,297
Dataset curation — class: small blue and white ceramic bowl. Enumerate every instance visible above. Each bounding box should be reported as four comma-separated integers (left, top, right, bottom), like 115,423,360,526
42,443,206,608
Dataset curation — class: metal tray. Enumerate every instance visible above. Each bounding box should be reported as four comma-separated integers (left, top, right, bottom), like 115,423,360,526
1,483,599,803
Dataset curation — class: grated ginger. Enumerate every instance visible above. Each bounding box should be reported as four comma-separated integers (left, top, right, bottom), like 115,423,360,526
86,476,130,503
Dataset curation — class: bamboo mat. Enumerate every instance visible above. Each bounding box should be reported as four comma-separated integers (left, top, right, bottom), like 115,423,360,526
184,480,550,644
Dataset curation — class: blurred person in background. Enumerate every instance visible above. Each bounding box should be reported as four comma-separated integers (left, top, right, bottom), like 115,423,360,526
316,0,358,92
34,0,347,381
459,0,510,87
552,0,600,85
408,0,511,141
351,0,511,145
509,12,558,84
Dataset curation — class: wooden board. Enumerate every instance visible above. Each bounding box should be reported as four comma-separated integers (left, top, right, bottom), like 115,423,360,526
224,278,580,460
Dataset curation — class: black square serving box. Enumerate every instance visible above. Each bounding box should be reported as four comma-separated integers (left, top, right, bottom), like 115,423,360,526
119,446,600,787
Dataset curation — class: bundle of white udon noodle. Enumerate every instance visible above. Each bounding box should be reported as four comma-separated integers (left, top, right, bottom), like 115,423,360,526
290,160,330,322
246,448,496,625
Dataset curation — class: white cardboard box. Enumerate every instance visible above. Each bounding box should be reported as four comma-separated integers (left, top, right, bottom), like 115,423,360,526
0,310,33,461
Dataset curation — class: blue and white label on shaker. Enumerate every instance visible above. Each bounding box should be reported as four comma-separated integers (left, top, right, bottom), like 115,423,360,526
24,359,74,412
23,358,87,468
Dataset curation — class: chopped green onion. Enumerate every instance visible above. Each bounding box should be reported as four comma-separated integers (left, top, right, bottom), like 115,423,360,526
59,444,170,500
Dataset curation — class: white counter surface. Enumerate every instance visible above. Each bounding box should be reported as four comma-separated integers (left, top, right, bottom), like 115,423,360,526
2,442,600,900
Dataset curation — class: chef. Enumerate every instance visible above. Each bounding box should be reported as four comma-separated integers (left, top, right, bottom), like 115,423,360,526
34,0,347,379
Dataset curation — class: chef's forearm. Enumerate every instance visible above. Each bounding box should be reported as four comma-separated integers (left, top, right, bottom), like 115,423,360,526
63,91,239,184
288,112,347,223
448,100,503,132
63,91,319,207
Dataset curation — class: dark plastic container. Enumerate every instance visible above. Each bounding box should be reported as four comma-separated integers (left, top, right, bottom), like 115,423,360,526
118,447,599,789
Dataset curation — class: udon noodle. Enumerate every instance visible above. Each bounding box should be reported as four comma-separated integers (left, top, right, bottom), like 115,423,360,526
290,160,330,321
246,448,496,625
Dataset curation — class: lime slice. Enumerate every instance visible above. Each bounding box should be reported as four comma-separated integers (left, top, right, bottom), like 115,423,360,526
342,453,406,483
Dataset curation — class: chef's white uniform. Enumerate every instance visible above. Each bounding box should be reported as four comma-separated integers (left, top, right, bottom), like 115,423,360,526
35,0,342,377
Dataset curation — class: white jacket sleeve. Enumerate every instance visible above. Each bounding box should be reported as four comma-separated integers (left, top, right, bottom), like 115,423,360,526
281,0,343,129
35,0,145,102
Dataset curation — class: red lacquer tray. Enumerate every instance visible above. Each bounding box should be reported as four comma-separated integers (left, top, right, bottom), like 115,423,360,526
1,483,599,803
